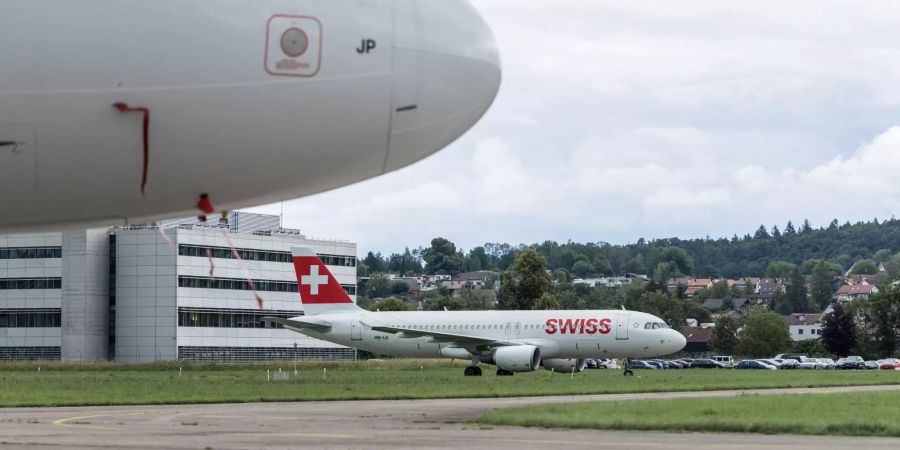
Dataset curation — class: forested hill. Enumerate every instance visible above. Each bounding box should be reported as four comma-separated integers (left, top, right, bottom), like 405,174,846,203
362,218,900,279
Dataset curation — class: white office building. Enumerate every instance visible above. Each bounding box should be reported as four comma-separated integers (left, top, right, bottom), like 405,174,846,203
1,213,358,362
785,313,822,342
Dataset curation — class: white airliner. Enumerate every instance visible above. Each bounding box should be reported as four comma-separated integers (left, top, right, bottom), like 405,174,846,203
268,247,687,376
0,0,500,231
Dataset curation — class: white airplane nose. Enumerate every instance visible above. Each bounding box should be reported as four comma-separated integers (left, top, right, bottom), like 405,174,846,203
385,0,501,172
674,330,687,352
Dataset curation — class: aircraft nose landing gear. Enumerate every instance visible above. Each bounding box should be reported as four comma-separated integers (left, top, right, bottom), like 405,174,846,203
623,358,634,376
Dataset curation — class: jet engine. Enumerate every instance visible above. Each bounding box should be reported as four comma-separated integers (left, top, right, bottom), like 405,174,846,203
491,345,541,372
542,358,587,373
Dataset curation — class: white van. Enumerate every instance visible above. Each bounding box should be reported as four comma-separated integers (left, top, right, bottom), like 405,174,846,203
712,355,734,368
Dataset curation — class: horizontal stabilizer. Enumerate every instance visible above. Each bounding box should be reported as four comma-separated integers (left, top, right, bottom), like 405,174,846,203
263,316,332,331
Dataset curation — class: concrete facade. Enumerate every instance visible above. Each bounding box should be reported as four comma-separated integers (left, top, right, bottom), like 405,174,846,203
61,229,110,361
1,215,357,362
113,225,357,362
0,232,63,360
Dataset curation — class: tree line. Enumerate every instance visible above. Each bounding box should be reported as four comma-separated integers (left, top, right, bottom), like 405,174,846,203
358,218,900,280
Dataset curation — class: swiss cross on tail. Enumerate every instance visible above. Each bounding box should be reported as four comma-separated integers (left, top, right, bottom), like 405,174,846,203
291,247,353,305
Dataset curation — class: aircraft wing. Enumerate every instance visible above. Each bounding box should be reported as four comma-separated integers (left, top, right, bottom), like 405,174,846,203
263,316,332,331
365,323,518,347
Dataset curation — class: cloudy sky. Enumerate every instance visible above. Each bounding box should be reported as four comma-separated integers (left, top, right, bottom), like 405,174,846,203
250,0,900,255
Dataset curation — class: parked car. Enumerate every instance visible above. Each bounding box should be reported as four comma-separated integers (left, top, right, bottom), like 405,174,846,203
644,359,667,369
690,359,727,369
773,358,798,369
713,355,734,368
797,357,819,370
835,356,865,370
817,358,836,370
878,359,900,370
628,360,657,369
736,360,777,370
758,359,785,368
774,353,808,362
845,356,865,366
595,358,620,369
864,361,880,370
666,360,684,369
674,359,694,368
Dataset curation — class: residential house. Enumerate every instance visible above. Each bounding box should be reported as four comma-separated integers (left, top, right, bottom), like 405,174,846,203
835,284,879,302
745,293,773,309
784,313,822,342
684,278,713,297
573,276,634,288
681,326,713,354
702,297,751,312
666,277,693,292
846,274,879,286
756,278,782,295
455,270,497,287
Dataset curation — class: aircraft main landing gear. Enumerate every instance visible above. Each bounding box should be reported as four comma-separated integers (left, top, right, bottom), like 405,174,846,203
464,356,482,376
496,369,514,376
623,358,634,376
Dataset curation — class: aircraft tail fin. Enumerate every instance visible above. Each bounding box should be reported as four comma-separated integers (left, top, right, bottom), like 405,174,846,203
292,246,363,315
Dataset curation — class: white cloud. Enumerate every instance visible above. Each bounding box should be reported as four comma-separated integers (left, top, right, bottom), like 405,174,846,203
248,1,900,254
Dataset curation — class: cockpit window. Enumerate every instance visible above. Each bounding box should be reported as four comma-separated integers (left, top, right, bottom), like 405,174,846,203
652,323,661,329
644,322,652,329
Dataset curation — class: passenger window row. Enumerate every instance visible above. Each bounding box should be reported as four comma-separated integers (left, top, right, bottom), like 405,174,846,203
395,323,544,331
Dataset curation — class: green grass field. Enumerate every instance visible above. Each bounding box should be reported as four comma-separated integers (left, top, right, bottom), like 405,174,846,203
476,390,900,437
0,360,897,407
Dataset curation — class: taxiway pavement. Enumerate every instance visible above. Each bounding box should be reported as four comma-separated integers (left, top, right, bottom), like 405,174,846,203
0,384,898,449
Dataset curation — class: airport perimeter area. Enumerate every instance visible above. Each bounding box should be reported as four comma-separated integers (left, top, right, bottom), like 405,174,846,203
1,385,899,449
1,360,899,407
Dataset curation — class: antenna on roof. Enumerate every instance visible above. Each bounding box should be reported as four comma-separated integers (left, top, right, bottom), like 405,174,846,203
444,306,449,311
621,305,626,310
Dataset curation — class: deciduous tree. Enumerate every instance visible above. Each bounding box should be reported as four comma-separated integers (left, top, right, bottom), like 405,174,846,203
810,262,836,309
738,310,792,357
422,237,462,275
710,316,739,355
497,249,551,310
820,301,856,357
370,297,413,311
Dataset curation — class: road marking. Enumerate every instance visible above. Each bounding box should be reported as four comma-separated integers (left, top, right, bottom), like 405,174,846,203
52,411,147,432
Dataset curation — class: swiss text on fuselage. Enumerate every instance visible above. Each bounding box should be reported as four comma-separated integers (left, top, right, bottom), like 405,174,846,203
544,318,612,335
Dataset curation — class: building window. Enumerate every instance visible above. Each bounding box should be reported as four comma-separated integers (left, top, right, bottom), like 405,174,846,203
798,329,803,335
0,309,62,327
0,278,62,290
177,245,356,267
178,307,300,329
177,276,356,295
0,247,62,259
